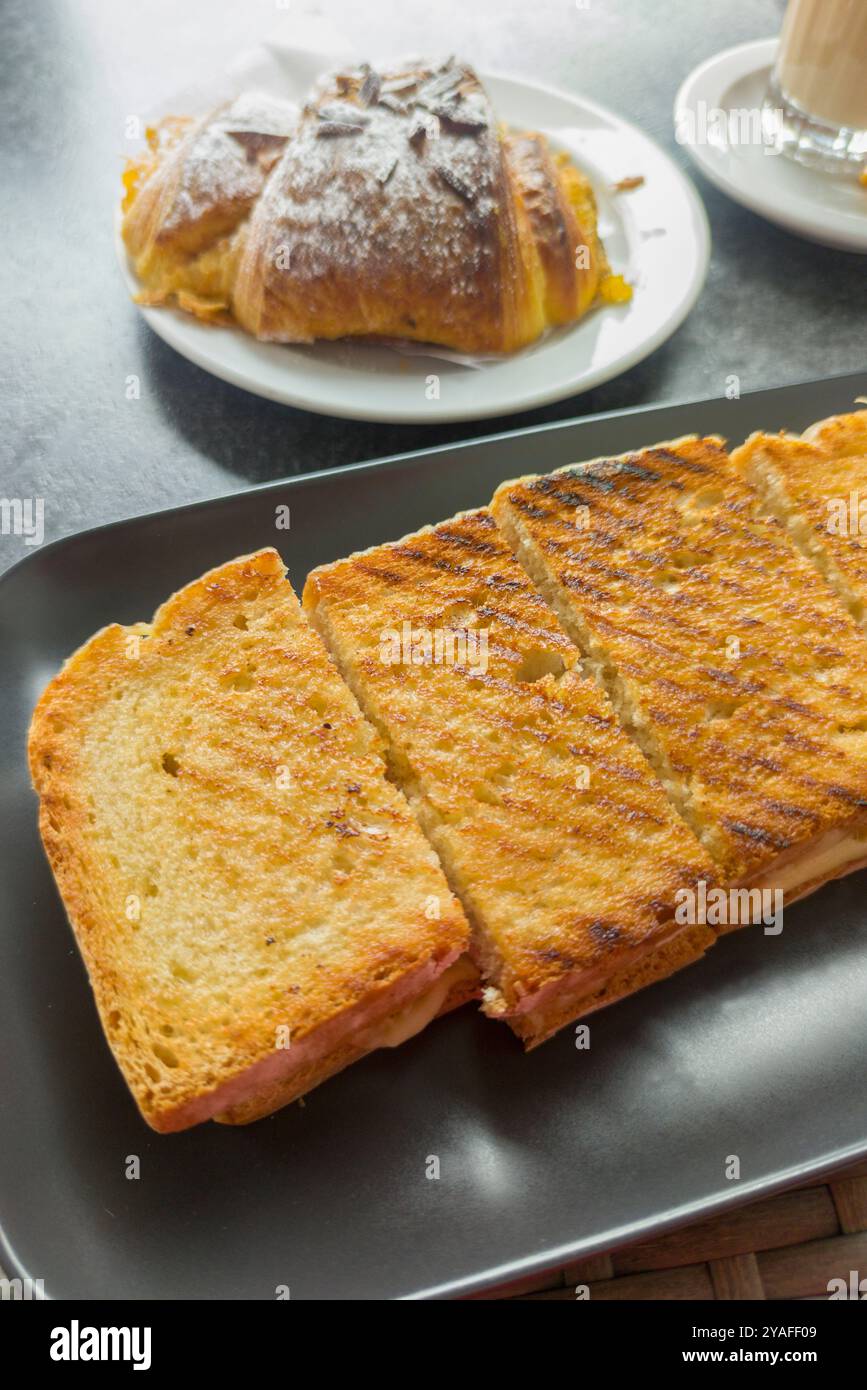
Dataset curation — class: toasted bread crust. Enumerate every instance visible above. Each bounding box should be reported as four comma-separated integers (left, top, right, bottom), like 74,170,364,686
29,549,469,1130
732,414,867,629
492,437,867,885
803,410,867,459
305,509,715,1039
215,958,479,1123
510,921,715,1047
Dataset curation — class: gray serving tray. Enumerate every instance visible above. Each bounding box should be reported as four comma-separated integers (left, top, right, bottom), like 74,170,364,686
2,374,866,1301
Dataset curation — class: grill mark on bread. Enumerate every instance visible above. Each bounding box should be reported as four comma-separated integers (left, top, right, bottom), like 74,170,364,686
721,819,791,850
822,784,867,808
305,508,716,1041
331,527,696,859
492,436,867,882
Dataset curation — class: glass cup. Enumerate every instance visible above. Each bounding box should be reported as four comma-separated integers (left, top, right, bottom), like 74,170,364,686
763,0,867,174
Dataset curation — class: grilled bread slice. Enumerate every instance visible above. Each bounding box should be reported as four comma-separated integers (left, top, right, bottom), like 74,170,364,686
28,549,473,1132
492,437,867,899
732,412,867,627
304,510,716,1048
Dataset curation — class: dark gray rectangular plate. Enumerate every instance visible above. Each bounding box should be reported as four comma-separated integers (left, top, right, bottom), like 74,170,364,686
2,373,867,1301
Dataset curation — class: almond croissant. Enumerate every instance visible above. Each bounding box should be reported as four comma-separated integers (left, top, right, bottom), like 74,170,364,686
122,59,627,355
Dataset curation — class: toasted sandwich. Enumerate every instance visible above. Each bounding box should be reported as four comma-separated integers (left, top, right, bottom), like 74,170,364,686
491,436,867,901
28,549,474,1131
732,411,867,627
304,509,716,1048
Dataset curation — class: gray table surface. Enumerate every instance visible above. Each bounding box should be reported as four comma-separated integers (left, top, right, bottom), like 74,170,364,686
0,0,864,577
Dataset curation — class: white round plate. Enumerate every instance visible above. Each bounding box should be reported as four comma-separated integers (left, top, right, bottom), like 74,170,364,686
675,38,867,255
117,47,710,423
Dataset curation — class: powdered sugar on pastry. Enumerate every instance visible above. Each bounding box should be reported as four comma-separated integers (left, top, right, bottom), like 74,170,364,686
123,56,611,353
234,59,506,340
156,92,298,238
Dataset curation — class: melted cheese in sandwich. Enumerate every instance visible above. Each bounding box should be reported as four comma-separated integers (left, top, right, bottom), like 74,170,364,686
359,957,477,1050
748,831,867,897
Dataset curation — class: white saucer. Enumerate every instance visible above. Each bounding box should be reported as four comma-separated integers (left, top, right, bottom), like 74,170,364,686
117,43,710,424
675,38,867,254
